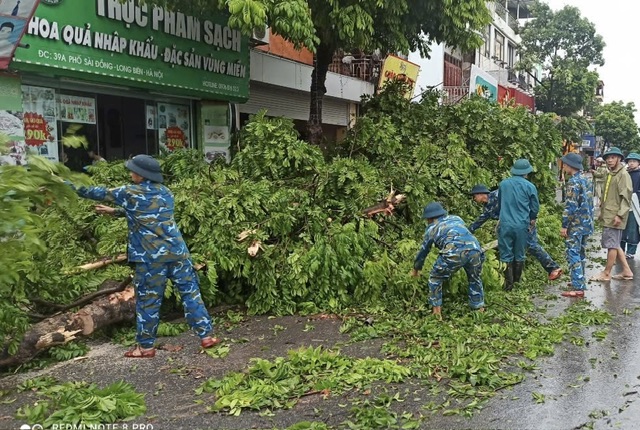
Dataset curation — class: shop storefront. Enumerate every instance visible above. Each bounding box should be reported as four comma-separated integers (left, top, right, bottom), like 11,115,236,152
0,0,249,168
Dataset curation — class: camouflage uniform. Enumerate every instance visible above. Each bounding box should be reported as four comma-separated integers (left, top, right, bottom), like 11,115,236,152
414,215,485,309
470,190,560,274
74,181,213,348
563,172,594,291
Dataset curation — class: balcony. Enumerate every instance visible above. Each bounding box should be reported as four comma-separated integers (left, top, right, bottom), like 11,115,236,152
442,86,469,105
329,51,383,84
495,2,519,32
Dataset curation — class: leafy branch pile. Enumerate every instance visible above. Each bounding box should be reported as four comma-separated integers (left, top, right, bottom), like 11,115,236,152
15,377,146,428
195,293,611,427
197,346,411,415
1,84,563,356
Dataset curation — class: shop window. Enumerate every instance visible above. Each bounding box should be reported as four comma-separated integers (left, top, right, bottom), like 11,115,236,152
98,95,148,160
57,93,98,172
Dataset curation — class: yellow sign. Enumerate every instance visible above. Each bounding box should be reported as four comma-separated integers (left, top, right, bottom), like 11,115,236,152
378,54,420,98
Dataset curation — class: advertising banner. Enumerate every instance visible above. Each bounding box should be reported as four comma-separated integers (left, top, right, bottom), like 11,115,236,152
158,102,190,151
0,108,27,166
469,65,497,102
498,85,535,111
378,55,420,98
200,102,230,163
21,85,58,161
12,0,249,101
57,94,96,124
0,0,40,70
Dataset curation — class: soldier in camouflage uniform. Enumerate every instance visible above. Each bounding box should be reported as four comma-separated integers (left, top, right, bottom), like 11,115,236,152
411,202,485,317
70,155,220,358
560,153,594,297
469,184,562,281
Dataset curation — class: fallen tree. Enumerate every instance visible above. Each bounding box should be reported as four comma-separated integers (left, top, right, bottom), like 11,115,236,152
1,279,135,370
1,86,565,367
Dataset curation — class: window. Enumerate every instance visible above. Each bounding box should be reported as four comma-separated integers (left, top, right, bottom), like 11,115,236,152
507,44,516,68
494,31,505,62
483,25,491,58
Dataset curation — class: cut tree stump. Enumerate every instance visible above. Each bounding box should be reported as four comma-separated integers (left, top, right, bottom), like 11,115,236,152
0,280,136,370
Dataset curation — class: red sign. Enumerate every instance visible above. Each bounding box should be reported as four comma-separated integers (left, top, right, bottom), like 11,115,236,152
498,85,535,111
164,126,186,151
23,112,52,146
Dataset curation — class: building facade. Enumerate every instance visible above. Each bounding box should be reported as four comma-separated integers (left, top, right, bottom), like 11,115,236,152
411,0,536,110
0,0,249,168
242,31,378,141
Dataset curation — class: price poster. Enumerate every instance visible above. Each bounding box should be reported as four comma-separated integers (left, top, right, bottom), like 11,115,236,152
164,126,187,151
21,85,59,162
158,103,190,151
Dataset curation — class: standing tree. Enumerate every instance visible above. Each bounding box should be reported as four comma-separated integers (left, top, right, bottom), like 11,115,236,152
518,2,605,117
144,0,491,145
594,102,640,152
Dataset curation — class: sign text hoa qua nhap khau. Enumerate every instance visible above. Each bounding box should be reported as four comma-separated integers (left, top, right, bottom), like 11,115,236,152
25,0,246,78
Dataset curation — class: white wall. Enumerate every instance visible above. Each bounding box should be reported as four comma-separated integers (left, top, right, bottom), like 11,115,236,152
408,42,445,98
250,50,375,103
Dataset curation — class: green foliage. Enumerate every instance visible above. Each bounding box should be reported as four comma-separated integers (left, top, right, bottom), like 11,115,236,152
16,379,146,428
3,86,565,358
149,0,491,141
196,346,411,415
534,66,601,118
518,2,605,116
346,393,422,429
151,0,491,58
556,115,593,145
519,3,605,69
594,101,640,151
0,155,89,355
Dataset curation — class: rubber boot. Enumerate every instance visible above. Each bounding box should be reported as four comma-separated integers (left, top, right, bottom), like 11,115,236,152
504,263,514,291
513,261,524,283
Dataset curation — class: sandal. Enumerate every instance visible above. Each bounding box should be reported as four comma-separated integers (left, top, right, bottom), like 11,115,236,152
548,268,563,281
612,274,634,280
589,274,611,282
124,345,156,358
201,336,222,349
561,290,585,298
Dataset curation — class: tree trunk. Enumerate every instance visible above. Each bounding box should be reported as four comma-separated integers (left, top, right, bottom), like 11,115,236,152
307,42,335,147
0,281,136,369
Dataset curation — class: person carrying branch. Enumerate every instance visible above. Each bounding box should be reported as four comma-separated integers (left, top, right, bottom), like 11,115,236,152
468,184,562,282
68,154,220,358
560,153,594,298
411,202,485,317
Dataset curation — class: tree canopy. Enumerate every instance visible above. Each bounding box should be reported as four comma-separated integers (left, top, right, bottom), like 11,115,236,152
518,2,605,118
145,0,492,143
594,101,640,152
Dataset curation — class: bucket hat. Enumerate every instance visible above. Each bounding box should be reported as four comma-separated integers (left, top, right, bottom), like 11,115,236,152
596,157,604,162
603,147,624,159
125,154,163,183
469,184,491,195
510,159,533,176
626,152,640,162
422,202,447,219
561,153,583,170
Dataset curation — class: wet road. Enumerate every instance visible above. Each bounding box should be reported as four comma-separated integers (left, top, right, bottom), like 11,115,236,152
437,245,640,429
